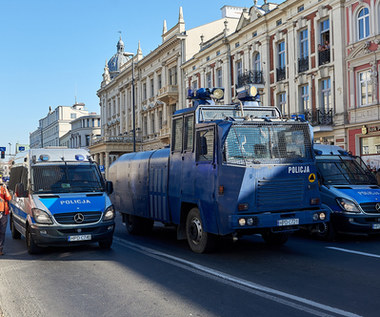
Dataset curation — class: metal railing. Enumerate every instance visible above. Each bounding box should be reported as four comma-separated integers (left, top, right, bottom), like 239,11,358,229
302,109,333,126
91,135,142,145
298,57,309,73
276,67,286,81
237,70,264,87
318,48,330,66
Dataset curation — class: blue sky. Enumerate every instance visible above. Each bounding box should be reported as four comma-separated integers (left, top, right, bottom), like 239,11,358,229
0,0,277,157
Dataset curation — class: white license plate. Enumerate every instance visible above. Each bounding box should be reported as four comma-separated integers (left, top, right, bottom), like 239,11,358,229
372,224,380,230
277,218,299,226
68,234,92,242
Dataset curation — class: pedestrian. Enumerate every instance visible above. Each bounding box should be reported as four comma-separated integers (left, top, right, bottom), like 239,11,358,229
0,180,12,255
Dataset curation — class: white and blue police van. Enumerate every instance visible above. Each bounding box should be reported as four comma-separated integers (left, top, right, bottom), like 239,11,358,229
8,148,115,254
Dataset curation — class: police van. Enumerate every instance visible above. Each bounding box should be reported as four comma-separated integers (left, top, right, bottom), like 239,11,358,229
8,148,115,254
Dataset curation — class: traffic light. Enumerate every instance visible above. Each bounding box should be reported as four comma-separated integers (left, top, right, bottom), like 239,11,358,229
0,151,4,159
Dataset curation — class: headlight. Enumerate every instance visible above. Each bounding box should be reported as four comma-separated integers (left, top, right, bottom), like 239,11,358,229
32,208,53,224
103,205,115,221
336,198,361,213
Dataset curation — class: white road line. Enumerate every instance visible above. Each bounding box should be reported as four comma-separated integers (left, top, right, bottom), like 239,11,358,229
326,246,380,259
114,237,361,317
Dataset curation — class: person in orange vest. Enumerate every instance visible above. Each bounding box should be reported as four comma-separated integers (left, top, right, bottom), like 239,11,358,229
0,179,12,255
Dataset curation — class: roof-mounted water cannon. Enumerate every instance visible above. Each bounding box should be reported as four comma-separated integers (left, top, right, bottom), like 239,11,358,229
236,85,259,102
187,88,224,106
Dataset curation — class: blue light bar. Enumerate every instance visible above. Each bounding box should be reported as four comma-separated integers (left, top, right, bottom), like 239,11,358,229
75,154,85,161
39,154,50,161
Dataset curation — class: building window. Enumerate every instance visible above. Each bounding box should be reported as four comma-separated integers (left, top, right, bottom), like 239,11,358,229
298,5,304,12
236,60,243,82
319,19,330,65
206,72,212,88
206,56,210,61
85,135,90,147
150,78,154,97
278,92,287,116
192,80,198,91
235,42,240,48
299,29,309,73
158,74,162,90
301,85,310,111
216,68,223,87
252,31,257,37
358,7,370,40
216,50,220,56
321,78,331,110
361,136,380,155
169,66,178,85
253,53,261,71
358,70,373,106
277,41,286,81
143,83,147,100
276,19,282,26
71,113,76,119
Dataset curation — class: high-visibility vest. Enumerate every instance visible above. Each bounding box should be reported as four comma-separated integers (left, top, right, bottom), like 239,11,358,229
0,186,11,215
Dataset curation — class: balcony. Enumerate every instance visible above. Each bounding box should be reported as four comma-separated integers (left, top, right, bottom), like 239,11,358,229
237,70,264,87
318,48,330,66
298,57,309,73
303,109,333,126
157,85,178,104
276,67,286,81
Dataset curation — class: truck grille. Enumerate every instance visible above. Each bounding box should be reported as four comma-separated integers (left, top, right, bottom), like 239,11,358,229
360,203,380,214
53,212,102,225
257,178,304,210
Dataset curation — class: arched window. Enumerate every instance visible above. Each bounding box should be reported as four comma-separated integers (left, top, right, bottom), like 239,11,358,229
358,7,370,40
253,53,261,71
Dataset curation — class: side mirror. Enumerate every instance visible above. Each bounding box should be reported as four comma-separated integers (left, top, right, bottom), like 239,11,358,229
105,181,113,195
15,183,28,198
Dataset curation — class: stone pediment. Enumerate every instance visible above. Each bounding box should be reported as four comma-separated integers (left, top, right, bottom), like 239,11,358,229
348,40,379,59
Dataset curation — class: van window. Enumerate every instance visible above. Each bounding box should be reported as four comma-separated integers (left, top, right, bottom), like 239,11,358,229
31,164,104,194
9,166,28,192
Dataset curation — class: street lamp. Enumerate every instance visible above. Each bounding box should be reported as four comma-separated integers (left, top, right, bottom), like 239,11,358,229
8,143,11,156
123,52,136,152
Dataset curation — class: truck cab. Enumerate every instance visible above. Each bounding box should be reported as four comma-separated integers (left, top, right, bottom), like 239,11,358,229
313,144,380,239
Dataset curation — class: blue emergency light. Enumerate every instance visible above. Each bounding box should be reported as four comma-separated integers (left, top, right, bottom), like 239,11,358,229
187,88,224,101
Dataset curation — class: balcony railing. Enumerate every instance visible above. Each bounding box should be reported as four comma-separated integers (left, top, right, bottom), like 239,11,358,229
303,109,333,126
276,67,286,81
298,57,309,73
91,135,142,146
318,48,330,66
237,70,264,87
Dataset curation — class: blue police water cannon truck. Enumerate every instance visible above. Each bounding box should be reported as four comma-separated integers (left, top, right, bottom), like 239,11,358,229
109,86,329,253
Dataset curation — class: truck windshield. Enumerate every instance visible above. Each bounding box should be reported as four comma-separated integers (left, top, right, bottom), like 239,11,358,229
224,123,313,165
317,158,377,185
32,164,104,194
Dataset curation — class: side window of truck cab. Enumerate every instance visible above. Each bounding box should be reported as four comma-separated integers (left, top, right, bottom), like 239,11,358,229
196,128,214,162
172,117,183,153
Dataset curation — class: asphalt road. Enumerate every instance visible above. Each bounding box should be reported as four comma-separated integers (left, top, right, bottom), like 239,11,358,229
1,214,380,317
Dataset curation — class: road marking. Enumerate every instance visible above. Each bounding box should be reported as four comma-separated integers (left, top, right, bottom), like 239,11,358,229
114,237,361,317
326,246,380,259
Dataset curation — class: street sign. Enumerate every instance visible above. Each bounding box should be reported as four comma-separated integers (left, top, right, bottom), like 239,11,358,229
99,165,105,172
18,146,25,151
0,147,6,151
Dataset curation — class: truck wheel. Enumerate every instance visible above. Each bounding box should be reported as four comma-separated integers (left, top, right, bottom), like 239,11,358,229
315,222,336,241
98,238,113,249
10,217,21,240
26,226,41,254
261,231,289,246
186,208,215,253
125,214,153,235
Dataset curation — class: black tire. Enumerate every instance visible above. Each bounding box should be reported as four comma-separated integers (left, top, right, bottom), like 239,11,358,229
26,226,41,254
314,222,336,241
10,217,21,240
185,208,215,253
98,238,113,249
125,214,153,235
261,231,289,246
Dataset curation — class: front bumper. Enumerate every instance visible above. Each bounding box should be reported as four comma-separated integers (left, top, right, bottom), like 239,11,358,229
331,213,380,235
230,208,329,232
29,221,115,246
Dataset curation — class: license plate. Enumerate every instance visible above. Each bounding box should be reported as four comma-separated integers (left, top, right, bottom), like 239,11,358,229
372,224,380,230
68,234,92,242
277,218,299,226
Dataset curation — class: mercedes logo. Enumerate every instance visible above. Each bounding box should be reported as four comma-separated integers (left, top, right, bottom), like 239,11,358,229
376,203,380,212
74,213,85,224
